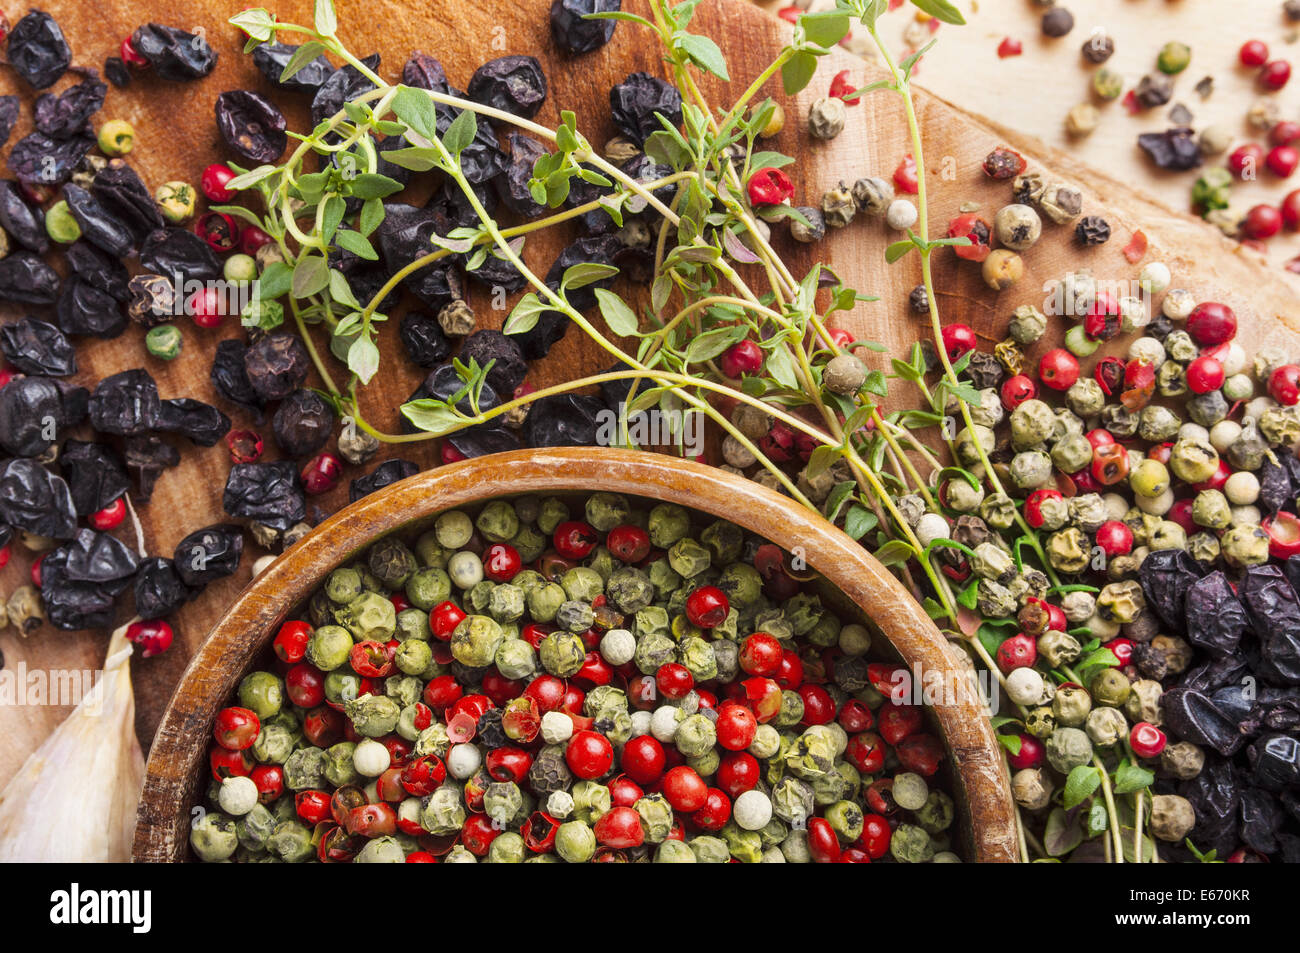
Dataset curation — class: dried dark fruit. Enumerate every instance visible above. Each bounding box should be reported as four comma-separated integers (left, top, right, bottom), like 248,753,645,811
1262,458,1294,517
0,458,77,538
460,329,528,395
311,54,379,127
57,277,128,338
60,439,130,517
438,177,501,227
1179,756,1240,859
0,96,19,147
546,233,620,312
140,228,222,284
252,42,335,94
522,394,607,447
271,389,335,458
7,10,72,89
210,339,266,418
7,130,95,187
467,55,548,120
447,424,522,459
244,333,311,402
0,316,77,376
398,312,452,368
0,376,64,457
421,363,502,415
1184,570,1248,658
157,398,232,447
1179,654,1250,694
1249,734,1300,792
550,0,620,54
215,90,288,164
133,556,192,620
402,52,450,94
1139,547,1203,629
609,72,683,145
1135,73,1174,110
464,241,527,295
1161,688,1249,756
40,529,140,630
34,73,107,139
130,24,218,81
1137,127,1202,171
495,134,550,218
0,251,60,305
126,274,177,328
88,369,162,436
349,459,419,503
104,56,130,89
62,183,135,257
0,180,48,253
65,240,130,301
1239,788,1284,854
92,163,166,244
435,95,505,185
374,203,466,310
223,461,306,532
1241,565,1300,686
173,524,244,588
124,435,180,502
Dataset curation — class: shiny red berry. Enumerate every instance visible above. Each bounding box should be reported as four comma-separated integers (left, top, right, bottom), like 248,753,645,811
996,633,1036,673
1130,722,1167,759
88,496,127,530
940,323,976,361
1038,348,1079,390
201,163,238,202
606,524,650,563
684,585,729,628
1269,364,1300,405
565,730,614,779
1094,520,1134,558
126,619,174,658
720,340,764,378
483,543,522,582
553,520,598,559
1000,374,1037,410
1240,40,1270,67
300,452,342,495
1261,59,1292,90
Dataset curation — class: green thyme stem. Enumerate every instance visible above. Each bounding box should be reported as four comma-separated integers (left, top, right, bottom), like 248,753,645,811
1096,757,1125,864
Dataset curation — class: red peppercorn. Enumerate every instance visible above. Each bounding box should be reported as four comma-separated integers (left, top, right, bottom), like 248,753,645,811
858,813,892,858
996,633,1037,673
125,619,174,657
878,703,923,745
940,323,976,361
1023,488,1063,529
684,585,729,628
1283,190,1300,231
1007,733,1044,770
213,706,260,750
250,764,284,803
716,751,759,798
1244,204,1283,240
775,649,804,689
738,631,784,677
1038,348,1079,390
295,790,332,825
1271,364,1300,406
300,451,342,495
195,210,240,253
1166,498,1196,535
1261,59,1292,90
838,698,875,733
553,520,598,559
186,285,225,328
429,600,467,641
741,676,783,723
483,542,522,582
593,805,644,848
566,729,614,779
201,163,238,202
845,731,885,774
719,339,764,378
606,524,650,563
1271,121,1300,148
273,619,313,663
662,765,709,812
621,734,666,785
828,68,858,104
1185,354,1225,394
1228,143,1264,179
285,663,326,708
1240,40,1270,67
88,496,127,530
1083,291,1122,341
226,429,263,464
1093,356,1125,396
715,702,759,750
1000,374,1037,410
1091,442,1130,486
655,662,694,700
692,787,732,831
807,816,843,863
1130,722,1167,759
1263,511,1300,559
485,747,532,784
1094,520,1134,558
893,154,918,194
237,223,273,256
997,36,1023,58
210,746,252,780
349,640,396,678
1185,302,1238,346
798,683,836,726
946,213,991,262
747,166,795,206
1268,145,1300,178
121,36,149,68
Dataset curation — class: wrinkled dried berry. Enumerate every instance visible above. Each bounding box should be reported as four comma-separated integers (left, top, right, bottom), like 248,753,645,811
62,183,134,257
34,73,106,139
157,398,231,447
311,54,379,128
66,241,130,302
0,458,77,539
7,130,94,187
350,459,419,503
495,134,550,218
435,96,506,185
252,42,335,94
550,0,620,54
272,389,335,458
8,10,72,89
174,524,244,588
1138,127,1202,171
215,90,288,164
124,435,180,502
1075,215,1111,246
103,56,130,89
0,376,65,457
244,333,311,402
92,163,165,243
223,462,306,532
140,228,222,284
88,369,162,436
210,339,265,418
402,52,450,93
522,394,606,447
1241,566,1300,686
447,425,522,459
610,72,683,145
1184,570,1249,658
1139,547,1203,629
40,529,140,630
398,312,452,368
0,180,48,253
467,55,548,120
375,203,467,311
133,556,191,620
460,329,528,395
0,97,19,147
0,316,77,376
409,363,502,419
130,23,218,81
57,276,126,339
60,440,130,517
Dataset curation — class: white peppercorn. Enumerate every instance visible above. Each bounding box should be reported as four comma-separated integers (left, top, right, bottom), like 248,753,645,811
353,737,393,777
541,710,575,744
650,705,682,742
1198,124,1233,156
1222,373,1254,401
886,198,918,230
852,176,893,215
721,434,757,468
1065,102,1100,136
994,204,1042,250
823,354,867,395
1162,288,1196,321
1138,261,1172,294
915,513,951,547
218,775,260,816
1224,470,1260,505
789,206,826,243
447,743,483,779
1006,667,1046,706
808,96,847,139
1128,336,1166,369
599,627,636,665
447,551,484,589
733,790,774,830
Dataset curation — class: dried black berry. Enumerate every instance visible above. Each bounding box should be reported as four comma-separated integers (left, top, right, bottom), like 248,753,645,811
494,134,550,218
414,363,502,416
174,524,244,588
7,130,94,187
0,316,77,376
140,227,222,284
311,54,379,127
467,55,548,120
223,461,306,532
1075,215,1111,246
0,96,19,147
398,312,452,368
124,434,180,502
7,10,72,89
0,376,64,458
157,398,232,447
609,72,683,145
0,180,47,253
1241,566,1300,686
130,24,218,81
402,52,450,93
60,440,130,517
92,163,166,244
40,529,141,630
966,351,1004,390
464,243,527,294
447,424,522,459
62,183,135,257
1137,126,1202,171
1135,73,1174,110
215,90,289,164
65,240,131,302
88,369,162,436
252,42,335,94
1081,33,1114,64
349,459,419,503
244,333,311,402
1041,7,1074,37
271,389,335,458
34,74,106,141
522,394,607,447
908,284,929,314
104,56,131,88
375,203,466,310
435,95,505,185
57,277,128,339
460,329,528,395
0,458,77,539
133,557,191,620
545,233,620,309
550,0,620,54
210,338,265,419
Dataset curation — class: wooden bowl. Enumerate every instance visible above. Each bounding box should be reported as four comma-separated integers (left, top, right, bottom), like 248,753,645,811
134,448,1016,862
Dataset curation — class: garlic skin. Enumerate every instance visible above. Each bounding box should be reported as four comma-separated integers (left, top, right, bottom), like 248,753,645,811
0,621,145,862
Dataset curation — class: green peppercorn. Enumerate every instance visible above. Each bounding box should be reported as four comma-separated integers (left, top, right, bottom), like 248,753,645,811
1090,667,1131,708
1169,438,1219,484
45,200,81,243
890,824,935,863
1025,705,1057,739
1221,523,1270,568
1156,41,1191,74
145,324,183,361
1063,324,1100,357
1008,304,1047,345
238,671,284,720
1045,726,1094,774
190,811,239,861
155,181,197,223
435,510,474,549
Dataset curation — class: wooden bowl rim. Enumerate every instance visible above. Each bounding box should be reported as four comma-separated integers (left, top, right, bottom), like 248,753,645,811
134,447,1016,862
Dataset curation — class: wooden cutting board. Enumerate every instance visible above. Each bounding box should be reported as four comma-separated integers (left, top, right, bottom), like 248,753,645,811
2,0,1299,790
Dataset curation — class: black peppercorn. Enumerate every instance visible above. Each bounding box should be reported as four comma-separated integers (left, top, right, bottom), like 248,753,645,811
609,72,683,146
1081,32,1114,64
459,329,528,395
124,435,180,502
466,56,548,120
174,524,245,588
1041,7,1075,37
244,333,311,402
1287,0,1300,22
1135,73,1174,110
398,312,452,368
223,461,307,531
550,0,621,54
1075,216,1112,246
271,390,335,458
133,556,192,620
908,284,930,314
967,352,1005,390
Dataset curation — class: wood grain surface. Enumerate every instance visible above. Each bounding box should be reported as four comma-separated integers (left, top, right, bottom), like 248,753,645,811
3,0,1300,797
